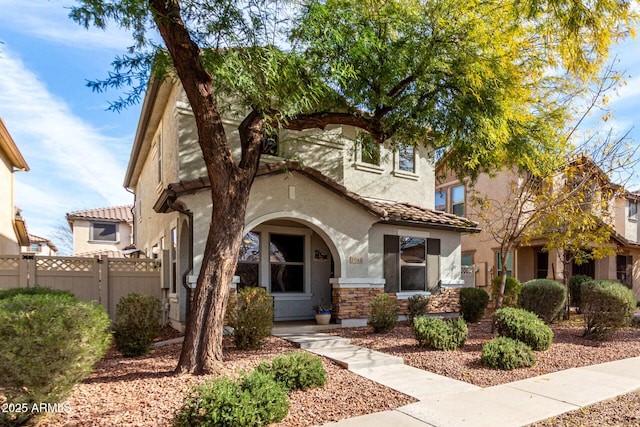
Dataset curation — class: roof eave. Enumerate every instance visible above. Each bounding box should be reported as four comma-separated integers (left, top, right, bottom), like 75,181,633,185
380,219,481,233
0,118,29,171
124,77,173,189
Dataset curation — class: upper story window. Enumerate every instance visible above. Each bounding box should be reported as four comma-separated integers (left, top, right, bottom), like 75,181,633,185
452,185,465,216
435,191,447,212
629,200,638,220
398,144,415,173
361,139,381,166
91,222,117,242
262,127,279,156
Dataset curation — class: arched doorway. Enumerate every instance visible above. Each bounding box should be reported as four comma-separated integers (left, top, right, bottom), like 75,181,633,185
238,217,341,321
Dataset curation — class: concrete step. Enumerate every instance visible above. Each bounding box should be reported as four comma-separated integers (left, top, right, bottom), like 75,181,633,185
273,332,351,349
307,345,405,370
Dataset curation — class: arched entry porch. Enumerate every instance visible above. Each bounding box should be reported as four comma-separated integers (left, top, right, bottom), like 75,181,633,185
239,214,344,321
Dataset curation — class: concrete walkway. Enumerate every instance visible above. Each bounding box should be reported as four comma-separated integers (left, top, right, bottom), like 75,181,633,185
272,326,640,427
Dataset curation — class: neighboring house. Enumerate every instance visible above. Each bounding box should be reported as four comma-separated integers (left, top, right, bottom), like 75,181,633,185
23,233,58,256
435,160,640,302
66,205,134,257
124,78,479,330
0,119,29,254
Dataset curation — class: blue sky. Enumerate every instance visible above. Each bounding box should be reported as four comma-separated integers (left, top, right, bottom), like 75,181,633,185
1,1,640,253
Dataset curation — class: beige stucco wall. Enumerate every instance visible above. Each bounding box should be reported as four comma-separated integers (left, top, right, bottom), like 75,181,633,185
0,150,19,254
172,88,435,209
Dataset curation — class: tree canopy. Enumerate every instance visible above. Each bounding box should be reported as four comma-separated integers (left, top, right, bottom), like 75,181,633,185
72,0,636,179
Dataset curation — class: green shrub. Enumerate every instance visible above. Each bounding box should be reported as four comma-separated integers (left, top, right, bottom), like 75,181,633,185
113,293,162,357
481,337,536,370
227,287,274,350
406,294,430,324
459,287,489,323
412,316,468,350
173,370,289,427
256,351,326,391
0,294,111,427
368,294,399,333
0,285,75,300
492,276,522,307
493,307,553,351
519,279,566,323
581,280,637,341
569,275,591,309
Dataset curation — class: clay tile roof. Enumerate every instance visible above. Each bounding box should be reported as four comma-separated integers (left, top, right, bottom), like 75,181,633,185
27,234,58,251
67,205,134,223
154,161,479,233
366,199,479,231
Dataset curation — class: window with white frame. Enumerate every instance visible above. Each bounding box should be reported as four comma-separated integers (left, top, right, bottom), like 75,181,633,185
397,144,415,173
629,200,638,219
435,190,447,211
360,137,381,166
270,233,305,293
261,127,279,156
236,230,308,293
452,185,465,216
400,237,427,291
91,222,117,242
496,251,513,277
236,231,260,287
384,235,441,293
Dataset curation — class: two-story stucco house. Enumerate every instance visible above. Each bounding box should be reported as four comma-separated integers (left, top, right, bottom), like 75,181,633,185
0,119,29,255
66,205,134,257
125,78,479,330
436,160,640,302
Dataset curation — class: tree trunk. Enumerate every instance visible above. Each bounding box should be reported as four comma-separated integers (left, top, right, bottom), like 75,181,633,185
174,112,264,375
175,180,250,374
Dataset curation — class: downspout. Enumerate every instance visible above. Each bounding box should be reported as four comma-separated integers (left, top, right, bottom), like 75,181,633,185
167,198,194,324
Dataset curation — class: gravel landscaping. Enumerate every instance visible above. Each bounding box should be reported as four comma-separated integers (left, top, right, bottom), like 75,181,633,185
36,317,640,427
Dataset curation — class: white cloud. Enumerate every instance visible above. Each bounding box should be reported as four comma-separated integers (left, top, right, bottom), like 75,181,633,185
0,0,135,50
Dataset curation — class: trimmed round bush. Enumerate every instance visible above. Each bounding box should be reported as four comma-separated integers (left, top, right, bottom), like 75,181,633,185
481,337,536,370
459,287,489,323
368,294,399,333
227,287,274,350
173,370,289,427
0,293,111,426
407,294,430,324
581,280,637,340
493,307,553,351
492,276,522,307
519,279,566,323
113,293,162,357
412,316,468,350
256,351,327,391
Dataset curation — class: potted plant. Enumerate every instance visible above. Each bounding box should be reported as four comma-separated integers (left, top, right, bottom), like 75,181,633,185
313,302,333,325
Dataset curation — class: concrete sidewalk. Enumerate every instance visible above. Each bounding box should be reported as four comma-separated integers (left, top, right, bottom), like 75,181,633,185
273,328,640,427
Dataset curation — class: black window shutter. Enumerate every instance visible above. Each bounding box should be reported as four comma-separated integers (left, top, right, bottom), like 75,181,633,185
427,238,441,255
383,235,400,293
